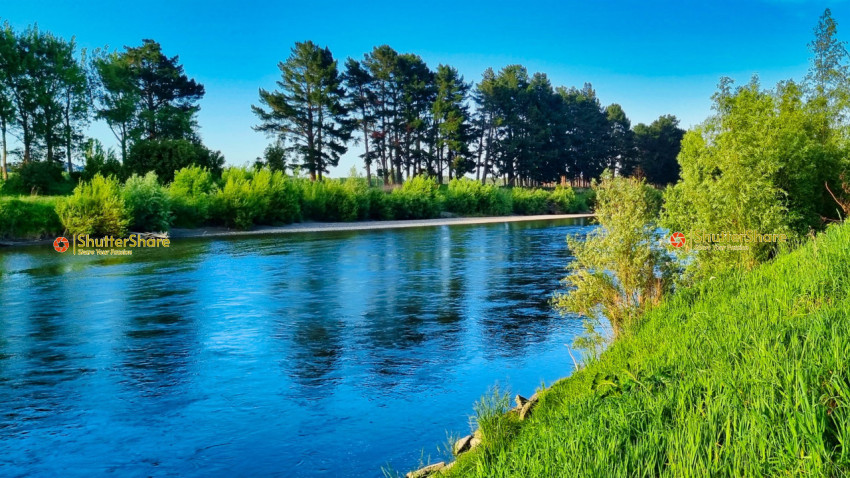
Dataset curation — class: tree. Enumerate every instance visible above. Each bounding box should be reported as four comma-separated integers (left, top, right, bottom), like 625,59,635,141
363,45,401,184
555,173,672,342
0,25,14,180
253,41,352,181
122,40,204,141
432,65,471,180
343,58,376,185
93,50,139,163
125,138,224,182
603,103,633,175
806,8,849,111
631,115,685,185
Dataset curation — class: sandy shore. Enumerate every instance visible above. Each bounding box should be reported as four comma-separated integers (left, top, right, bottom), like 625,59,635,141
170,214,594,239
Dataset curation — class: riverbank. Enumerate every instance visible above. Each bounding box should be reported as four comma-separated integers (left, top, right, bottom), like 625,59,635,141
0,214,595,248
170,214,595,239
434,222,850,477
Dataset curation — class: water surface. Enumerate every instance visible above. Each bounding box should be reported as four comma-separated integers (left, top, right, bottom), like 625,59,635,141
0,219,589,477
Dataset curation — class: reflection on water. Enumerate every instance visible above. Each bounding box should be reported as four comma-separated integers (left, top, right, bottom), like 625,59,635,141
0,219,590,477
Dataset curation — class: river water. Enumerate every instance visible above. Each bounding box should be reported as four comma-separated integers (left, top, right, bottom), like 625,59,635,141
0,218,590,477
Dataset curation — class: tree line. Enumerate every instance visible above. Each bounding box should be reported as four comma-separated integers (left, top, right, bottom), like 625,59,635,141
0,23,222,184
254,41,685,186
0,21,684,188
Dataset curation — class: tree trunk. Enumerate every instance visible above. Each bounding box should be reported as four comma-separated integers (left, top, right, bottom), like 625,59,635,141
1,119,7,181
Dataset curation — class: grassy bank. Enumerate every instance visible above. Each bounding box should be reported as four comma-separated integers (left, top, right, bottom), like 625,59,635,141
0,168,593,240
445,222,850,476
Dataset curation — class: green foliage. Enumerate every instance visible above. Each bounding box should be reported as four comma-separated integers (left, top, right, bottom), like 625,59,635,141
444,178,513,216
0,196,62,239
122,172,171,232
14,161,69,195
125,139,224,183
168,165,217,228
389,175,442,219
547,185,581,213
661,78,843,279
211,167,301,230
446,223,850,478
82,139,124,181
510,187,550,215
301,178,371,222
554,174,674,340
56,174,129,236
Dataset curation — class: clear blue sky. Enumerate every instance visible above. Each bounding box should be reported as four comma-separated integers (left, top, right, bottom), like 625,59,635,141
2,0,847,176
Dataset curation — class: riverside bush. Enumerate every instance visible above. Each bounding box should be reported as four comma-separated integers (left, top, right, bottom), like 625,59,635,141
212,167,301,229
547,186,578,213
301,178,368,222
510,188,550,215
123,172,172,232
389,175,442,219
168,166,217,228
444,178,513,216
57,174,129,236
0,196,63,239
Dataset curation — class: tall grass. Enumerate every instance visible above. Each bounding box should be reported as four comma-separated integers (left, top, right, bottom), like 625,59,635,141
0,196,63,239
445,222,850,477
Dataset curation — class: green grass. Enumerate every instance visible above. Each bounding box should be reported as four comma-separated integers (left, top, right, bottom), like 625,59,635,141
445,222,850,477
0,195,64,240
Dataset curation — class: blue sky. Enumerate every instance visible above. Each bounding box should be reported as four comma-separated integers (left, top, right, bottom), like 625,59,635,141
2,0,847,176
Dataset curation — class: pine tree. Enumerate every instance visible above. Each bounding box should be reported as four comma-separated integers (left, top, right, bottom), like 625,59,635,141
253,41,352,180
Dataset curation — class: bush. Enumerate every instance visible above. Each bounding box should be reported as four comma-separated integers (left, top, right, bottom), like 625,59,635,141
57,175,129,236
444,178,513,216
211,167,301,229
390,175,442,219
0,197,63,239
82,139,124,182
123,172,172,232
168,166,217,228
254,168,301,224
510,188,550,215
14,161,69,195
301,178,370,222
125,139,225,183
547,185,578,213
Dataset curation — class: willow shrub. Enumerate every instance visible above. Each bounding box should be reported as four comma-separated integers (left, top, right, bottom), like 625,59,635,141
301,178,369,222
388,175,442,219
510,188,551,215
168,165,217,228
123,172,172,232
212,167,301,230
444,178,513,216
57,174,129,236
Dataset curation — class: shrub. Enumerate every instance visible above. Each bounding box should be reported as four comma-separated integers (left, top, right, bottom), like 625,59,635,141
168,165,217,228
510,188,550,215
57,174,129,236
554,173,674,341
123,172,172,232
0,197,63,239
82,139,124,181
390,175,442,219
443,178,513,216
547,185,578,213
125,139,225,183
254,168,301,224
211,167,301,229
15,161,68,195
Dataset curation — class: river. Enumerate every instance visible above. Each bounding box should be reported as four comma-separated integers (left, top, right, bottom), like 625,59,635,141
0,218,590,477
